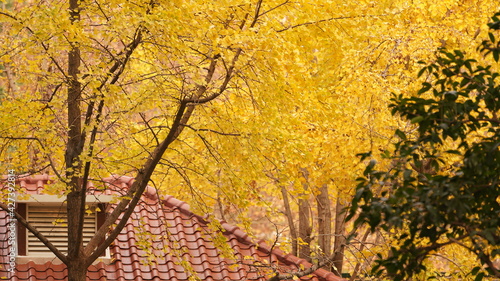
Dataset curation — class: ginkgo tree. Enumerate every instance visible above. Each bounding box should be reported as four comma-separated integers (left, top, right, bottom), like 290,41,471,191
175,0,499,278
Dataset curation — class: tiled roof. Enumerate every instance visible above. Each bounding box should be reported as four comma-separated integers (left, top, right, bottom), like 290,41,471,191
0,175,343,281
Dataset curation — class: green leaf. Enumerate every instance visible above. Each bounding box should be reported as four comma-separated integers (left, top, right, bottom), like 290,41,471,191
410,116,424,124
395,129,407,140
418,82,432,95
417,67,427,77
488,32,496,43
471,266,481,275
444,149,461,155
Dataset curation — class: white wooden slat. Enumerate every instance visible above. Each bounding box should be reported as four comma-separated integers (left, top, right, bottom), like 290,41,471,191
27,205,97,256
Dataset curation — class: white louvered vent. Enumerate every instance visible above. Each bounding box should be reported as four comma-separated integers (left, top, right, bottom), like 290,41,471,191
27,205,96,256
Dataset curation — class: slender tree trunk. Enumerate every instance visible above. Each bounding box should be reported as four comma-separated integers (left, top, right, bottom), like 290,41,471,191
298,169,312,262
316,183,331,258
280,184,298,256
3,63,16,94
298,198,312,261
332,193,346,276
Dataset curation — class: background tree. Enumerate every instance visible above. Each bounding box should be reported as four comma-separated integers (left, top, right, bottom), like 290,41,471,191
194,1,498,278
349,12,500,281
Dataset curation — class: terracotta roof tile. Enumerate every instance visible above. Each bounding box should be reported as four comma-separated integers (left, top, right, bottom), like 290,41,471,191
1,175,344,281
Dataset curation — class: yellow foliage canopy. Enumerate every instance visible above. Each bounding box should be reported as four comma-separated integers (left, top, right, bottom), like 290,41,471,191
0,0,497,276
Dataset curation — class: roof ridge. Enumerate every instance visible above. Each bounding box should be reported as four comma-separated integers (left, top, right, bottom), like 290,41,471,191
157,195,258,247
158,198,342,281
161,195,212,225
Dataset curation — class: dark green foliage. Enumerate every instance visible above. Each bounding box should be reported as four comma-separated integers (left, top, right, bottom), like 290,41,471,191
348,12,500,281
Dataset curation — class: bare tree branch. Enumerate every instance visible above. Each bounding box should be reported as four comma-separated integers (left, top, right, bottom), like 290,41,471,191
140,112,160,145
184,124,241,136
277,14,390,32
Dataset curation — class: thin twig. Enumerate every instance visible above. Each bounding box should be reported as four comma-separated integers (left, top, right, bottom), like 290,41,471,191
277,14,391,32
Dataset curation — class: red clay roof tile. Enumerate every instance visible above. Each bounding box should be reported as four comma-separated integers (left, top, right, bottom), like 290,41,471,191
1,175,344,281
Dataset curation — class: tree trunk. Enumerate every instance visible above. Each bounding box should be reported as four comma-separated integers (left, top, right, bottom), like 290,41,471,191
316,183,331,258
332,193,346,276
67,261,87,281
66,0,87,276
66,0,82,171
298,169,312,262
280,184,298,256
298,198,312,262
